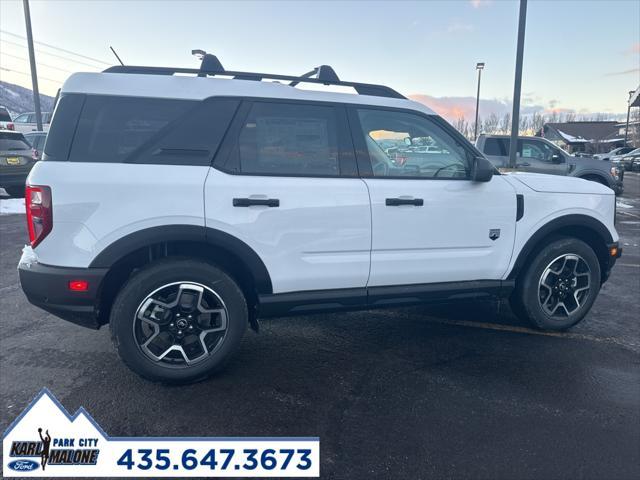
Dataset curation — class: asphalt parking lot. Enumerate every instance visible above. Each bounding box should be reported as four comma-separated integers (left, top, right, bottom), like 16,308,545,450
1,175,639,480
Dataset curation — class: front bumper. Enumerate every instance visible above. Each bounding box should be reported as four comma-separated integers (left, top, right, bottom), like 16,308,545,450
18,247,107,329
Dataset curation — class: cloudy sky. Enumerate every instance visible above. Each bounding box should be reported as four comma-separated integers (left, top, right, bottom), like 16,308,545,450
0,0,638,121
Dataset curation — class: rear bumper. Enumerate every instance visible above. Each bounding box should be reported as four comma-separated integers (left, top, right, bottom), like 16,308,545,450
0,163,35,187
18,250,107,329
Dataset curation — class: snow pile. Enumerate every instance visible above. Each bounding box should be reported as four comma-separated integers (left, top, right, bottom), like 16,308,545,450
616,201,634,209
556,129,590,143
0,198,25,215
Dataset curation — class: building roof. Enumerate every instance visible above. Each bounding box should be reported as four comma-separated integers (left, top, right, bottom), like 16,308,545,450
630,85,640,108
543,121,619,144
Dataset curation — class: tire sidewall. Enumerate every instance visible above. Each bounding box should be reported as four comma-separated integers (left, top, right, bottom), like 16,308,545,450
110,259,247,383
520,238,601,330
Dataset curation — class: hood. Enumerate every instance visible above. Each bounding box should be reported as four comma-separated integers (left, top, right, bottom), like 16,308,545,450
504,172,613,194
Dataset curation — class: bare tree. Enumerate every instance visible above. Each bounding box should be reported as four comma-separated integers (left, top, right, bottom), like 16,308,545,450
500,113,511,134
484,113,500,134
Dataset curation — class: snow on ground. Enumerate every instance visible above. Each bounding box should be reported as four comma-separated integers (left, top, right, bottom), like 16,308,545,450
0,197,25,215
0,189,25,215
616,201,634,209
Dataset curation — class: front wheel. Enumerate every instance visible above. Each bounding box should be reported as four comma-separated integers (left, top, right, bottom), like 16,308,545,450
109,258,247,384
510,237,601,330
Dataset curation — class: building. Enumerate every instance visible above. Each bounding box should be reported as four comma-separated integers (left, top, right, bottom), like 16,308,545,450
537,121,625,154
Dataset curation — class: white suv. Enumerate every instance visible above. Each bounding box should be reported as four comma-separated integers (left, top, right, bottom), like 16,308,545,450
18,55,621,383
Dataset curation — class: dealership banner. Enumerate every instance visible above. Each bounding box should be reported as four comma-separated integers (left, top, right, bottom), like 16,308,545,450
2,389,319,477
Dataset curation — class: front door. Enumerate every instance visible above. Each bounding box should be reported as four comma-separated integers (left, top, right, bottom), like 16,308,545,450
349,107,517,287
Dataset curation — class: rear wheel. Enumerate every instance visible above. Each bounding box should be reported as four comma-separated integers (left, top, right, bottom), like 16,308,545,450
109,258,247,383
510,237,601,330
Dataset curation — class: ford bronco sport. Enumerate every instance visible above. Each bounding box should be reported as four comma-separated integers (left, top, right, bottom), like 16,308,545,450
18,55,621,383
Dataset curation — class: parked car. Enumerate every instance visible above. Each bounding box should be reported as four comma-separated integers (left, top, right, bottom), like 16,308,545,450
0,106,14,131
24,131,47,161
620,148,640,171
476,134,623,195
0,131,37,197
595,146,634,161
12,111,52,133
18,56,621,383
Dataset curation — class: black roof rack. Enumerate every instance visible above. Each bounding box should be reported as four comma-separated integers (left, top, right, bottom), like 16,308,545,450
103,53,406,99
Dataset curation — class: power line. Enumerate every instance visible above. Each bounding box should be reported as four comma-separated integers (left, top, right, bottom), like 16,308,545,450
1,51,73,74
0,39,104,70
0,66,61,84
0,30,110,66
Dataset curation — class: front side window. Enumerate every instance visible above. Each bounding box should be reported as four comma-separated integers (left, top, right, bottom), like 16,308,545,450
357,109,471,178
520,139,558,163
231,102,340,176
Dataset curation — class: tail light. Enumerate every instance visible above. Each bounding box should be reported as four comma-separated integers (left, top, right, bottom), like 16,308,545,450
25,185,52,248
7,123,14,130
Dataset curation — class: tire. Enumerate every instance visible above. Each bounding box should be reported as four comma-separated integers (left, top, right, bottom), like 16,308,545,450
109,258,247,384
4,186,25,198
510,237,601,331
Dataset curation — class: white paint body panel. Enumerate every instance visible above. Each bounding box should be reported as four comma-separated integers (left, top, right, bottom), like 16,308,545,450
204,168,371,293
26,161,208,267
28,73,619,293
364,175,518,286
501,173,618,276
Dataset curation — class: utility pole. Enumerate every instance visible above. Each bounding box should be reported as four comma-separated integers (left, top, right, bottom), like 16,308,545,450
508,0,527,169
474,62,485,141
624,90,634,145
23,0,43,131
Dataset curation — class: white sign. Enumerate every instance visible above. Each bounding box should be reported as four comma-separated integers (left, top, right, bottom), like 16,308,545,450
3,389,319,477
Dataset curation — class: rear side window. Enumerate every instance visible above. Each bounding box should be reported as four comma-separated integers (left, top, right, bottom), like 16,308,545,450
483,138,509,156
43,94,85,161
228,102,340,176
0,132,30,151
66,96,238,165
69,96,194,163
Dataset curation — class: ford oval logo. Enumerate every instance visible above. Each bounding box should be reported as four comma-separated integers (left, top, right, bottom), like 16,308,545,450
8,459,39,471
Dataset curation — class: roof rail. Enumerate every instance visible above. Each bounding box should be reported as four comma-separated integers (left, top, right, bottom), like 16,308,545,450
102,54,406,99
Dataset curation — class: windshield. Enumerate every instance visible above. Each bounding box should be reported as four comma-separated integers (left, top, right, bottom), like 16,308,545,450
0,132,30,151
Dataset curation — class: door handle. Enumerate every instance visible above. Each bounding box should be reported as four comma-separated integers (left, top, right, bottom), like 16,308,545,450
233,198,280,207
517,162,531,167
385,198,424,206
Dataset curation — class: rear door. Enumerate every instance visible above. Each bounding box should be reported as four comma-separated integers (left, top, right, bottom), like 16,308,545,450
349,106,516,287
205,99,371,294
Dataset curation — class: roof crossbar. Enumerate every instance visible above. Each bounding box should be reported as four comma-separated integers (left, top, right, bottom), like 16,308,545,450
103,58,405,99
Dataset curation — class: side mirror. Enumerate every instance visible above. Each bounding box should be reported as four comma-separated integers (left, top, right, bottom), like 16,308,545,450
551,154,562,164
471,156,494,182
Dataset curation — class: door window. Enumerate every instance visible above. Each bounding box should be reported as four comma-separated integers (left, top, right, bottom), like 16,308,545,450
230,102,340,176
14,113,30,123
356,109,471,178
520,139,557,163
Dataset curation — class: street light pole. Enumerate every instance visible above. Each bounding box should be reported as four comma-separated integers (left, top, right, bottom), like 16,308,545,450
474,62,485,141
624,90,634,145
508,0,527,169
22,0,42,131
